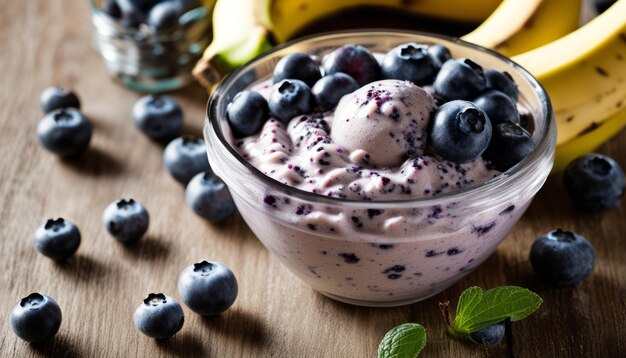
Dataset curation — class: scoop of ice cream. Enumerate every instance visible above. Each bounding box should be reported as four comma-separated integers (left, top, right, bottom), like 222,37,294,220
332,80,436,167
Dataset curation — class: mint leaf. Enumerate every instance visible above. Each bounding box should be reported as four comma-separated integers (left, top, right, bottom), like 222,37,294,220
378,323,426,358
452,286,543,336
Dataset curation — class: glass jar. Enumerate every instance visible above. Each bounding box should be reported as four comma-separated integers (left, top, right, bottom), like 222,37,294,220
205,31,556,307
90,0,211,93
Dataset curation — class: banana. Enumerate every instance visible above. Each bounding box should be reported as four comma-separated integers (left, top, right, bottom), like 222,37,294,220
462,0,581,57
193,0,502,87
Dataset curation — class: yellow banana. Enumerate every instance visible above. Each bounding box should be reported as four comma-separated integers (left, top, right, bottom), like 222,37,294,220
462,0,581,57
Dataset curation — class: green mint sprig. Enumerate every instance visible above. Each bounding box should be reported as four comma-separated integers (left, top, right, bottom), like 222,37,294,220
441,285,543,337
377,323,426,358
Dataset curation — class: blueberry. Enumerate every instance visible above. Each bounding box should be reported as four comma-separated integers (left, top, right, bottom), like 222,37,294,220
33,218,81,261
10,293,62,343
485,69,519,102
529,229,595,286
470,320,506,346
322,44,381,86
381,43,439,86
273,53,322,87
132,95,183,141
226,91,269,137
483,123,534,172
133,293,184,339
428,44,452,65
434,58,486,100
177,260,238,316
473,90,520,126
103,198,149,244
268,79,312,125
116,0,148,27
36,108,93,157
311,73,359,111
40,86,81,114
429,100,492,163
563,154,625,211
185,171,236,222
102,0,122,18
163,136,211,184
148,1,182,31
593,0,616,13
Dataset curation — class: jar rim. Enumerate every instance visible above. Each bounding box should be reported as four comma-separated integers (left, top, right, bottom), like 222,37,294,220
206,29,556,209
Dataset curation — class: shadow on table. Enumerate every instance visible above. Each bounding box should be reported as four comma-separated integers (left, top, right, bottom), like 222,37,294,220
28,334,86,358
155,331,208,358
59,145,125,178
200,308,269,348
52,254,111,284
118,234,172,262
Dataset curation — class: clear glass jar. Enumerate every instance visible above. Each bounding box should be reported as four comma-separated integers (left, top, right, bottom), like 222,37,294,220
205,31,556,307
90,0,211,93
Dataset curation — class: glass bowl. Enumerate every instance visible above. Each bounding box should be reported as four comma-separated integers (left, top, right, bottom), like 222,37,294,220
90,0,211,93
205,30,556,307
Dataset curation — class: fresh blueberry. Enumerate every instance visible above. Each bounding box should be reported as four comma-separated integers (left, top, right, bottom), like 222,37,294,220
429,100,492,163
148,1,182,31
311,73,359,111
483,123,534,172
563,154,625,211
116,0,148,28
428,44,452,65
102,0,122,18
177,260,238,316
381,43,439,86
40,86,81,114
470,320,506,346
268,79,312,125
103,198,149,244
36,108,93,157
593,0,616,13
434,58,486,100
273,53,322,87
10,293,62,343
132,95,183,141
227,91,269,137
485,69,519,102
163,136,211,184
530,229,595,286
133,293,184,339
33,218,81,261
185,171,236,222
322,44,381,86
473,90,520,126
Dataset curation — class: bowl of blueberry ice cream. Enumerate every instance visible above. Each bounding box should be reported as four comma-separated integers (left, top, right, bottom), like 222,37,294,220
204,30,556,307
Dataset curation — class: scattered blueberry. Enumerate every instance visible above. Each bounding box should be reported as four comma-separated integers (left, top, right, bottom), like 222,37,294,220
381,42,439,85
103,198,150,244
429,100,492,163
268,79,312,125
185,171,236,222
148,1,182,31
132,95,183,141
563,154,625,211
33,218,81,261
102,0,122,18
163,136,211,185
227,91,269,137
177,260,238,316
10,293,62,343
40,86,81,114
434,58,486,100
485,69,519,102
593,0,617,13
483,123,534,172
322,44,381,86
473,90,520,126
470,320,506,346
428,44,452,65
311,73,359,111
133,293,184,339
530,229,595,286
273,53,322,87
36,108,93,157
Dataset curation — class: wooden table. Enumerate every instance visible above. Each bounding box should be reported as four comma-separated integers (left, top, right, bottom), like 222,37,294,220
1,1,624,357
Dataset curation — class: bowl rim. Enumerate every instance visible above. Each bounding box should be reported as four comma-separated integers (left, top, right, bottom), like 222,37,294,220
206,29,555,208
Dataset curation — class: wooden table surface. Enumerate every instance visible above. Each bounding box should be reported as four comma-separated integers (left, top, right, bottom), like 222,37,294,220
1,1,624,357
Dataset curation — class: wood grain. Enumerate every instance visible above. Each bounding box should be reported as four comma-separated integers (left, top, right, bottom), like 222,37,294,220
0,1,624,357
